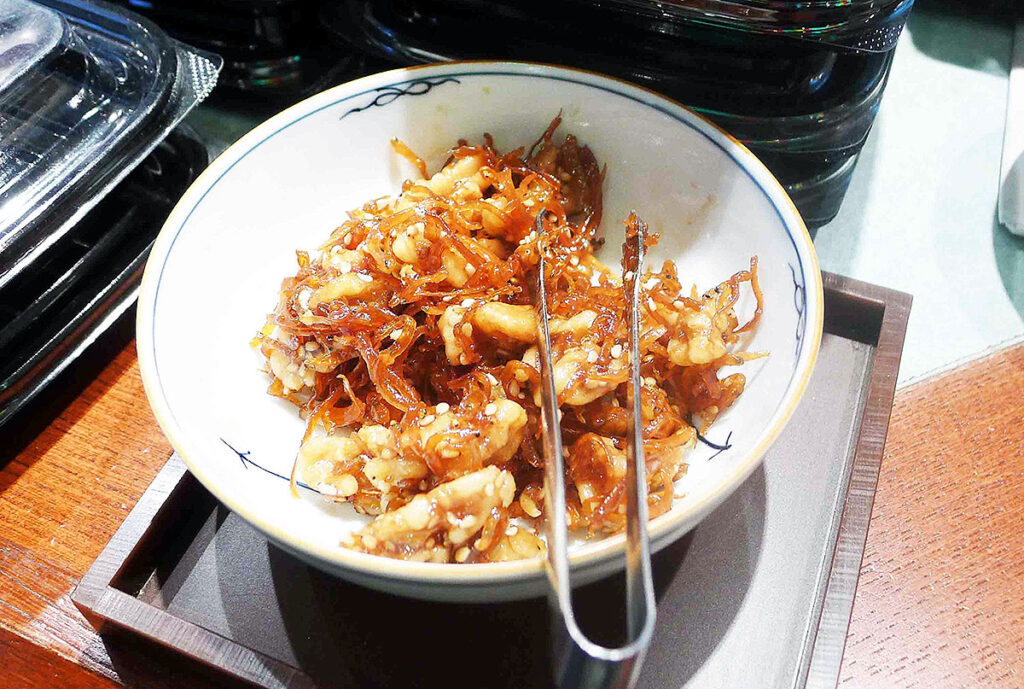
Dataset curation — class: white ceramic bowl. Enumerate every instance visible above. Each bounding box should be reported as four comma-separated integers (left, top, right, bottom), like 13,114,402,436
137,62,823,602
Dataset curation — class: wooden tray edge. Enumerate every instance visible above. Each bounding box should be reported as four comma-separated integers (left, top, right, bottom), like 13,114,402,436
803,273,912,688
71,271,914,689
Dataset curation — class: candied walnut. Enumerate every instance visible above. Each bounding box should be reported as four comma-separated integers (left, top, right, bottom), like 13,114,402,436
344,466,516,562
550,310,597,337
667,282,740,366
401,398,528,480
358,424,429,501
310,271,381,305
296,425,430,514
481,525,547,562
472,302,538,344
268,348,307,393
422,154,487,198
296,435,364,497
522,343,628,406
439,305,474,365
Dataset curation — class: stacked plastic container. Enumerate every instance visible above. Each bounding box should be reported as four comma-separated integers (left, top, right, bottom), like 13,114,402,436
109,0,375,99
0,0,219,430
321,0,915,227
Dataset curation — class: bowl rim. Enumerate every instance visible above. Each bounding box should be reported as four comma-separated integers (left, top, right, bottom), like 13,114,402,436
136,60,824,586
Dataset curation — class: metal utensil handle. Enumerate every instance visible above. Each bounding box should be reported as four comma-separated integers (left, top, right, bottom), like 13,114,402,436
531,212,657,689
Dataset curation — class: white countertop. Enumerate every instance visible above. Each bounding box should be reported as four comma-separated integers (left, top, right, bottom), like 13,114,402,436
814,8,1022,385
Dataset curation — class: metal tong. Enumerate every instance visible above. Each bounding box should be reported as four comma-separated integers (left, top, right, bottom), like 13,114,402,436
529,212,657,689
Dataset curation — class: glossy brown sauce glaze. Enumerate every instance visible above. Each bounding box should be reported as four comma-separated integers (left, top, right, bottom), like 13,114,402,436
255,118,763,562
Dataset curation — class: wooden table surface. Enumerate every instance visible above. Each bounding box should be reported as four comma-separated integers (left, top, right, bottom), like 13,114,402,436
1,340,1022,688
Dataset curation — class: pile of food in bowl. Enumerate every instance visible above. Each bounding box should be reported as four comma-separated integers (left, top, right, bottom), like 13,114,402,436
254,116,764,565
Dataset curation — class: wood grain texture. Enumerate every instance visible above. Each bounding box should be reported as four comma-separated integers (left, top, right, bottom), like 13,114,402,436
2,338,1023,688
0,342,172,686
0,626,120,689
839,344,1024,688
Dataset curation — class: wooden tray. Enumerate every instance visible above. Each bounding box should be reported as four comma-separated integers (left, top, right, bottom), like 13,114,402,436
72,272,911,689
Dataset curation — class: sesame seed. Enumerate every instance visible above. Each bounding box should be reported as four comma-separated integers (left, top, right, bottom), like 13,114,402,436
586,350,599,363
435,402,451,414
461,298,475,307
357,273,373,283
570,256,580,266
590,273,602,287
390,329,403,340
419,414,436,426
644,376,657,387
644,277,658,289
460,515,477,529
623,270,634,281
505,525,519,536
610,344,623,358
673,299,685,309
484,402,498,415
648,298,657,311
485,373,499,385
337,261,351,273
